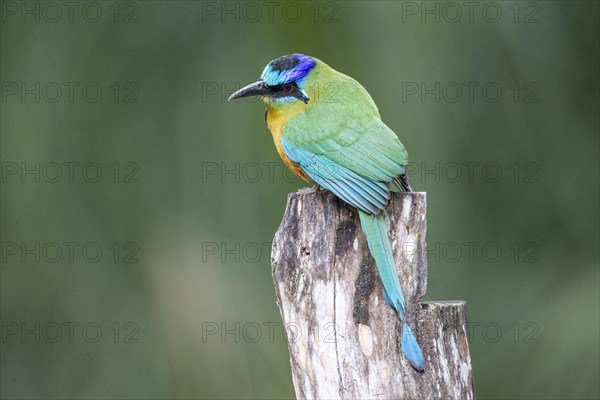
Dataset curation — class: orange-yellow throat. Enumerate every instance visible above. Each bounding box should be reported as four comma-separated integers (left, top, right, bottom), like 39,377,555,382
265,101,314,183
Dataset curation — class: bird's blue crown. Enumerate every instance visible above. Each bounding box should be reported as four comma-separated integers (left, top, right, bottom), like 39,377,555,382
261,54,316,86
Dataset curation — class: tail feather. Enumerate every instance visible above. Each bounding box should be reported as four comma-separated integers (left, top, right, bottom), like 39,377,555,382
394,174,413,192
359,210,425,371
402,322,425,371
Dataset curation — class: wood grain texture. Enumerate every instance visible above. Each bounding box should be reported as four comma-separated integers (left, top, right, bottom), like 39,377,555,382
271,188,474,399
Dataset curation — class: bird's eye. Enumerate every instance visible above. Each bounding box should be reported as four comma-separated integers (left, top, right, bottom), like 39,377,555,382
283,83,293,93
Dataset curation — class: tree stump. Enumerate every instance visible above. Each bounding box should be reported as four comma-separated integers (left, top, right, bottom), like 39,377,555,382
271,188,474,399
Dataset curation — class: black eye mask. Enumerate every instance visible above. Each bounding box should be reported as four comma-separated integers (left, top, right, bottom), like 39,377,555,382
267,82,309,104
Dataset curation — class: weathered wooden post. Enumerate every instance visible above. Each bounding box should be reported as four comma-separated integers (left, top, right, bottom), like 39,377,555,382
271,188,474,399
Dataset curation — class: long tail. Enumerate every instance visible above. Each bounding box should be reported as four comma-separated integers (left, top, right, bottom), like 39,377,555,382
359,210,425,371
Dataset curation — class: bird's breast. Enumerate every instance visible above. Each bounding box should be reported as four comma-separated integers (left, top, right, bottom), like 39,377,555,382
266,104,314,183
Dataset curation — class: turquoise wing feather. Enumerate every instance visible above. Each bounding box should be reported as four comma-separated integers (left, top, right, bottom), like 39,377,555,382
281,137,390,214
284,118,408,183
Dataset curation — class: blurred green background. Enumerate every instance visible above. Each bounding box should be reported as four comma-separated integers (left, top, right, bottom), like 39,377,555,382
1,1,598,399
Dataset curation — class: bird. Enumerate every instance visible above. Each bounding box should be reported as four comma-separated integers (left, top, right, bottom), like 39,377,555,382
228,53,425,371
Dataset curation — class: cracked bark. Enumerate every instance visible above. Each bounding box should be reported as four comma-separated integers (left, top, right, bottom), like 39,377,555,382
271,188,474,399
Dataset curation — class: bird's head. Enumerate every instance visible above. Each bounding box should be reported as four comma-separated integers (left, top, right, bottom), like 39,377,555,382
228,53,317,107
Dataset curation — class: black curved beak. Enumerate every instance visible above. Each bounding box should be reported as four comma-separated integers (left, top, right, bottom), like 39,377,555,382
228,80,269,101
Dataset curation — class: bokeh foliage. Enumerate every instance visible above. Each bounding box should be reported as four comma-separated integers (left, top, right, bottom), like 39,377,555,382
1,1,598,399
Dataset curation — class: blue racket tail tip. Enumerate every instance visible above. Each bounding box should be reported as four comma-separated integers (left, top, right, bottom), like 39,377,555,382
401,322,425,371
